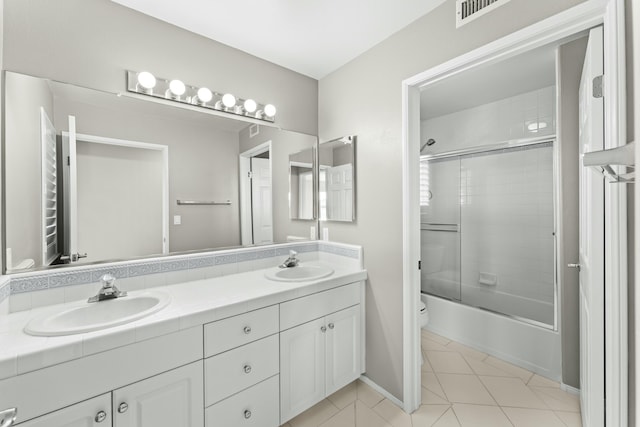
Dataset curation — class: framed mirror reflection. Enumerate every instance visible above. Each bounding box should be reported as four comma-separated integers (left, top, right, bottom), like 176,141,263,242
3,71,318,273
318,135,356,222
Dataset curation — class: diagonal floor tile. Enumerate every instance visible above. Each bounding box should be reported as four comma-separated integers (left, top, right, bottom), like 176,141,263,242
373,399,412,427
422,387,450,405
445,341,487,361
502,407,566,426
452,404,512,427
427,351,473,374
357,380,385,408
411,404,450,426
319,403,355,427
464,357,513,377
423,337,452,352
355,400,391,427
527,374,560,388
328,382,357,409
484,356,534,382
554,410,583,426
422,353,434,372
422,371,447,400
432,408,461,426
422,330,451,345
437,373,496,405
289,399,340,427
530,387,580,412
479,376,548,409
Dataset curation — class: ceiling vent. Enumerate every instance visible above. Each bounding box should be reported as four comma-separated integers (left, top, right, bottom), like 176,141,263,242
456,0,512,28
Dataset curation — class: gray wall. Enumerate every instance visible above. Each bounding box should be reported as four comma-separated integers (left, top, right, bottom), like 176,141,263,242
2,0,318,135
557,37,588,389
318,0,587,400
4,72,54,267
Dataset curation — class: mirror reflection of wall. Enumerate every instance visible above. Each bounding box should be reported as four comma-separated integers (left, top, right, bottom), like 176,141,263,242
288,147,315,220
318,135,356,222
3,72,318,272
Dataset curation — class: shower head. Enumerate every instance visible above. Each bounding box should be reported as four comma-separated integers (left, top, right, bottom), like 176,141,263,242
420,138,436,152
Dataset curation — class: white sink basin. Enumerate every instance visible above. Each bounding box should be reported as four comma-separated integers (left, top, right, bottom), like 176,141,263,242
265,264,334,282
24,292,171,337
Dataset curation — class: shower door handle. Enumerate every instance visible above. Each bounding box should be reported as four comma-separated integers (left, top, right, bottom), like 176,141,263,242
568,263,581,271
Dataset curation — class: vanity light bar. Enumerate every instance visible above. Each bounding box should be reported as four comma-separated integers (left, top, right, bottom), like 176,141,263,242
126,70,276,122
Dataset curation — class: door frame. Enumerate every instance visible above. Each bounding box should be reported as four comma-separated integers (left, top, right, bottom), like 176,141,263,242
62,131,170,254
239,141,272,246
400,1,627,424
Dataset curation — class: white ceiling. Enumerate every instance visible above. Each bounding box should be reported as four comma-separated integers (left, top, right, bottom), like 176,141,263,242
420,43,558,119
111,0,447,79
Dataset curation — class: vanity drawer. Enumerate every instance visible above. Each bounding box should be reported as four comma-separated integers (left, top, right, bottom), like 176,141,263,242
280,282,361,330
205,375,279,427
205,334,279,406
204,304,279,357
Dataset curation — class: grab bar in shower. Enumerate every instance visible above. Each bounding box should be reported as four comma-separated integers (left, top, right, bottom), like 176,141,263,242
420,223,459,232
177,200,232,206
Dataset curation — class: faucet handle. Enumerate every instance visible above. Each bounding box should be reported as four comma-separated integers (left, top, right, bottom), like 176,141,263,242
289,250,298,257
101,274,116,287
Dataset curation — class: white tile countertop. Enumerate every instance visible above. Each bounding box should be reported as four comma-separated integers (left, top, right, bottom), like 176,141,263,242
0,262,367,381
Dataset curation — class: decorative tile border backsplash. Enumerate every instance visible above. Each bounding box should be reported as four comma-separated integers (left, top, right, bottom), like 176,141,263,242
0,242,359,304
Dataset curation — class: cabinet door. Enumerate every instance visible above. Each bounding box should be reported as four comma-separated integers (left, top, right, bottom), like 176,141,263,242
113,361,204,427
325,305,361,396
17,394,111,427
280,317,326,423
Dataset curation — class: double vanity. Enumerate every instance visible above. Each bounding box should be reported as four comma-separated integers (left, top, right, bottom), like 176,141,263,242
0,246,366,426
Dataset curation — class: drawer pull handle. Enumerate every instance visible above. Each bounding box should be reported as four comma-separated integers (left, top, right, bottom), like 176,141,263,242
244,410,252,419
321,326,327,333
118,402,129,414
243,364,252,374
243,326,252,334
328,323,335,329
0,408,18,427
95,411,107,423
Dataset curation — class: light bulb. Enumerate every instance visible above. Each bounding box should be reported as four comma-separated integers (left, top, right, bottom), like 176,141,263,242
169,79,186,96
196,87,213,103
222,93,236,109
264,104,277,118
244,99,257,113
137,71,156,90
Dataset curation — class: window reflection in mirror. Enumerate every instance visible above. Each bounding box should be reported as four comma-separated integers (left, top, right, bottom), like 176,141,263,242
3,71,318,273
318,135,356,222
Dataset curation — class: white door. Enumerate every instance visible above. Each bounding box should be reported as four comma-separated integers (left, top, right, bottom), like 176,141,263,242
18,394,111,427
251,157,273,244
326,164,353,221
113,361,204,427
325,305,361,396
66,115,80,261
578,26,605,426
280,317,326,423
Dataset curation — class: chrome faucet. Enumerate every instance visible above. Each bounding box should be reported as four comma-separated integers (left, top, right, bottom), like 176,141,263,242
88,274,127,303
279,250,300,268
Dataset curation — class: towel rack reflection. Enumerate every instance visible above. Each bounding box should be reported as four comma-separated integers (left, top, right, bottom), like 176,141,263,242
421,223,459,232
583,140,635,184
177,200,232,206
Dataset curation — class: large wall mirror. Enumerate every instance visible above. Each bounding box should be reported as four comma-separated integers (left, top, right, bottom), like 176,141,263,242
318,135,356,222
3,71,318,273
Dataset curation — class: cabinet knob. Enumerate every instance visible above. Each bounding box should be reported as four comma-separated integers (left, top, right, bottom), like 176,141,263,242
0,408,18,427
243,326,252,334
320,326,327,333
328,323,335,329
118,402,129,414
243,364,252,374
244,409,252,419
95,411,107,423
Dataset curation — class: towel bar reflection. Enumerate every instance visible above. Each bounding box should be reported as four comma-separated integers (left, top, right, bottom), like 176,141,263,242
176,200,232,206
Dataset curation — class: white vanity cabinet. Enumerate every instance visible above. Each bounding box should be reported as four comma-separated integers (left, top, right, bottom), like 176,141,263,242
16,394,112,427
203,305,280,427
16,361,203,427
279,283,364,423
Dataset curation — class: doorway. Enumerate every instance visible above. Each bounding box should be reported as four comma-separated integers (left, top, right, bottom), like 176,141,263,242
239,141,273,245
401,2,627,425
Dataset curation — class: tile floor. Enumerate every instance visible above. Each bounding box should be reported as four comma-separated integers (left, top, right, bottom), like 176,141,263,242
280,329,582,427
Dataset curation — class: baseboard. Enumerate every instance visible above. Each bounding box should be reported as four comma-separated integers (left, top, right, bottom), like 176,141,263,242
358,375,404,409
560,383,580,395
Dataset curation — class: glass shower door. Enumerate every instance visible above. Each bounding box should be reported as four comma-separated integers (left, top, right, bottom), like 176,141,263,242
420,158,461,300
